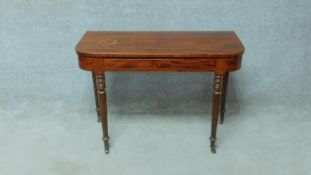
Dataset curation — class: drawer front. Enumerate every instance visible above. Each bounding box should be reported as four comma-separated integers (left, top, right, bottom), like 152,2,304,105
103,58,216,72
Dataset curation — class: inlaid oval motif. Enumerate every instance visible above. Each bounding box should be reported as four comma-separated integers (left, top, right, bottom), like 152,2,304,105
98,39,118,46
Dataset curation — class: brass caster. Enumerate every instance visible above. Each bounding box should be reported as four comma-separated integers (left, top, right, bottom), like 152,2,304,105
209,137,217,154
211,147,216,154
103,137,110,154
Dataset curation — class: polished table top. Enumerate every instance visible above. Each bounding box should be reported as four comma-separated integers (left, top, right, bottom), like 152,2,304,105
76,31,244,58
76,31,245,73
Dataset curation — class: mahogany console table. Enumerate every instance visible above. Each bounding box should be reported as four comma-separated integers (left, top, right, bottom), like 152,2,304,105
76,31,245,154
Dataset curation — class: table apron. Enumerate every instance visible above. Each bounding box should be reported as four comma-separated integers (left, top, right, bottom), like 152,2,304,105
79,57,241,73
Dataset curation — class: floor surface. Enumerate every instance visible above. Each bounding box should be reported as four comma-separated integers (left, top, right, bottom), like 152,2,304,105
0,100,310,175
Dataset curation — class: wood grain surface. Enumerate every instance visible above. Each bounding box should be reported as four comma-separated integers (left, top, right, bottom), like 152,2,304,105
76,31,244,58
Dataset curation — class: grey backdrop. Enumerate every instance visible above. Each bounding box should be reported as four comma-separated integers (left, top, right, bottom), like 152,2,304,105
1,0,311,175
1,0,310,108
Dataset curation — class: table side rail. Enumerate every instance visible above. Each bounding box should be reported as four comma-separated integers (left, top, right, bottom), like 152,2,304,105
78,56,242,73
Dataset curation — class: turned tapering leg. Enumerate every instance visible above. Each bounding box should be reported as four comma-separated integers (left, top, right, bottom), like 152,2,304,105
92,72,101,122
210,73,223,153
220,72,229,124
95,73,110,154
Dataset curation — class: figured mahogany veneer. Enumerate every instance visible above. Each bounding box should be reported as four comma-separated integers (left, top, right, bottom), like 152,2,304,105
76,31,244,58
79,57,242,72
76,31,245,154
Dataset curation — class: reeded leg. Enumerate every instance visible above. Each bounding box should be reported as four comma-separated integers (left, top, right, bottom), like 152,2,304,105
210,73,223,153
220,72,229,124
95,73,110,154
92,72,101,122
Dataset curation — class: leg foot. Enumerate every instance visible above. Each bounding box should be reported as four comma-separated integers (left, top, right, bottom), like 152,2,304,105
211,147,216,154
210,137,216,153
103,137,110,154
219,111,225,124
